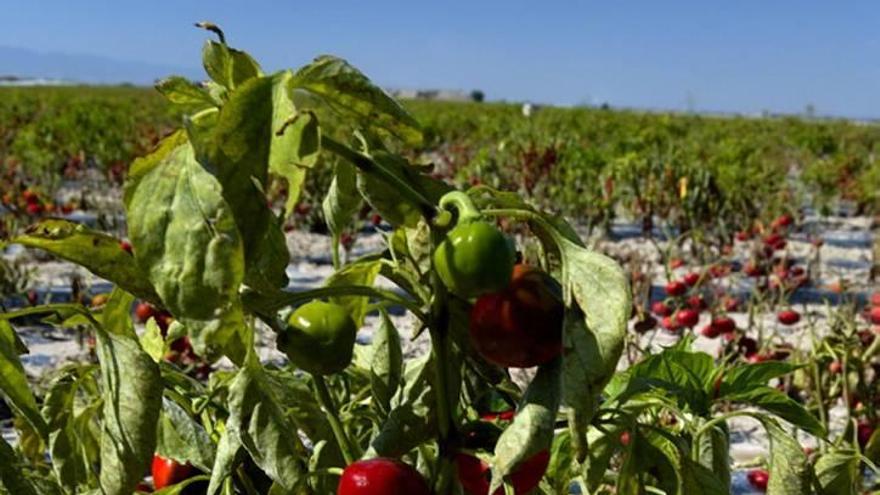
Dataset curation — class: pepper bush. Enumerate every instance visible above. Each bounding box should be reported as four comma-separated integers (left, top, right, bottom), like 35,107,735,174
0,24,855,495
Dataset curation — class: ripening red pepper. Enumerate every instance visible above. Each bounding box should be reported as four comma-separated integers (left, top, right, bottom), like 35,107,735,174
652,301,672,317
455,449,550,495
337,458,431,495
675,308,699,328
469,264,563,368
747,468,769,491
777,310,800,326
665,280,687,297
151,455,194,489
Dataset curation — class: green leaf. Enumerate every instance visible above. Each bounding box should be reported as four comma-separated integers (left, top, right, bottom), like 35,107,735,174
555,236,629,420
42,368,94,489
695,420,730,489
0,437,39,495
223,357,307,491
324,258,382,327
864,425,880,463
10,219,158,302
124,130,189,207
720,361,801,396
269,72,320,216
489,359,561,493
355,151,450,229
292,55,423,145
627,428,727,495
814,449,858,495
582,423,624,490
96,290,163,495
761,417,812,495
202,40,262,90
156,76,217,111
125,138,250,362
543,430,574,494
140,318,166,363
201,73,291,293
152,475,210,495
617,349,714,415
206,425,241,495
368,402,435,458
156,398,216,472
370,310,403,415
322,161,361,238
0,321,47,440
726,386,825,437
356,153,423,228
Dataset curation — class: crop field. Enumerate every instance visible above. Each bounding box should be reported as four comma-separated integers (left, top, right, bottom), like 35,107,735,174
1,29,880,495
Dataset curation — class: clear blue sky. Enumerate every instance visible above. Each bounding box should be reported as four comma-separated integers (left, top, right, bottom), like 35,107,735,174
1,0,878,117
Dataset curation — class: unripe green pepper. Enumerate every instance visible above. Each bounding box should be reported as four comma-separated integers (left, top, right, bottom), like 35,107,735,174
432,192,515,298
277,301,356,375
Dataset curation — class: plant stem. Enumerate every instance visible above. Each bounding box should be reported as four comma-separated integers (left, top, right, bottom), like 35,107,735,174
313,374,357,465
427,229,456,494
323,136,437,219
243,285,429,324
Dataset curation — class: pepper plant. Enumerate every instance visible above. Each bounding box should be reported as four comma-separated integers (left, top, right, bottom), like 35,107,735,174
0,24,856,495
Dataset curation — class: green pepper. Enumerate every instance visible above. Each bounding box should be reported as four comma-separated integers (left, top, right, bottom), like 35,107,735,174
433,191,515,298
277,301,357,375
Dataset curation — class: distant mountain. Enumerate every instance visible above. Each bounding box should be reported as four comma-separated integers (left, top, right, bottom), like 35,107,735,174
0,46,201,85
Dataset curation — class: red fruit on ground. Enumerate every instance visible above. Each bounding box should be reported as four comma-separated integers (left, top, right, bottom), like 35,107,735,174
828,361,843,374
134,302,156,323
723,297,740,312
763,233,783,247
21,189,38,204
710,316,736,334
700,324,721,338
871,292,880,307
651,301,672,316
120,240,133,254
738,336,758,357
294,202,311,215
869,307,880,325
747,353,772,363
744,262,764,277
665,280,687,297
25,202,43,216
661,316,681,333
683,272,700,287
687,295,707,311
675,309,700,328
771,213,793,229
747,469,769,491
858,421,875,448
777,310,801,326
770,345,793,361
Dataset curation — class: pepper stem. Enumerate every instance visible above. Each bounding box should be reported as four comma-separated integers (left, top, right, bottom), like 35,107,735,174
438,191,482,224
